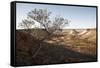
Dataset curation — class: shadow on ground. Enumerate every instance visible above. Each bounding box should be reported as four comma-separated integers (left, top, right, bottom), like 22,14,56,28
16,30,97,66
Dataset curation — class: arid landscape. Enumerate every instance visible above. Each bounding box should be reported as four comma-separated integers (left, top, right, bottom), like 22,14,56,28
14,3,97,66
16,29,97,66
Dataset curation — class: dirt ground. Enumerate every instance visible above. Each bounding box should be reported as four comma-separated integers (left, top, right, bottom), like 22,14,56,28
16,29,97,66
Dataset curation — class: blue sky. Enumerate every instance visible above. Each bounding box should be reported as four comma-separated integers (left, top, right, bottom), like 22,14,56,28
16,3,96,29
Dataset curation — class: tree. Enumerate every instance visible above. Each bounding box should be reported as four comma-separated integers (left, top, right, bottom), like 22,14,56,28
19,8,70,58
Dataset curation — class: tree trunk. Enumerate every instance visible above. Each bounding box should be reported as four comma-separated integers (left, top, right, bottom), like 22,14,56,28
32,33,53,58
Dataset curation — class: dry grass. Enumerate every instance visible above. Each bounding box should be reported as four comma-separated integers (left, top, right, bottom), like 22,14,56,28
16,29,97,66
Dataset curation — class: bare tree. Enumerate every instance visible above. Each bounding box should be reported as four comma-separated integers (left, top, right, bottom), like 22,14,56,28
18,18,35,34
19,8,70,58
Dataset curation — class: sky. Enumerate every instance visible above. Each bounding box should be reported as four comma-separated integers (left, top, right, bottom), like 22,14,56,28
16,3,96,29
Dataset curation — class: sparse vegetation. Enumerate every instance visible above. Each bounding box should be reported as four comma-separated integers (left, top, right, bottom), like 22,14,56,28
16,29,96,66
18,8,70,59
16,8,96,66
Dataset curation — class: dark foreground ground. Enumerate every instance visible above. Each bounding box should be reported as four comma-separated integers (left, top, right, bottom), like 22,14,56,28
15,29,97,66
